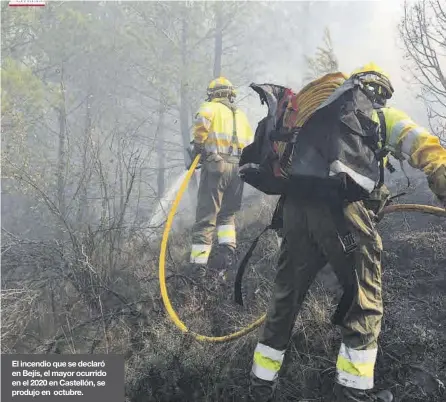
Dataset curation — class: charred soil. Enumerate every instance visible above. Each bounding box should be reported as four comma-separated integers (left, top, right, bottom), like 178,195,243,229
1,194,445,402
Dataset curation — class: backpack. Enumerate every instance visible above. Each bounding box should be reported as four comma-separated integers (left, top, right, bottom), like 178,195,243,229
238,83,296,195
235,73,394,306
239,73,389,201
287,76,389,202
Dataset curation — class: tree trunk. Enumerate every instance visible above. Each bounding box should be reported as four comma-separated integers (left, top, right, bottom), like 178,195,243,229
213,3,223,78
77,90,93,226
56,64,67,222
56,64,68,289
180,17,191,160
180,15,198,192
156,100,166,198
300,1,312,84
119,139,124,215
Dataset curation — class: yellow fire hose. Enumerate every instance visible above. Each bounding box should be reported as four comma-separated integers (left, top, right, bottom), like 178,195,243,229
159,155,446,343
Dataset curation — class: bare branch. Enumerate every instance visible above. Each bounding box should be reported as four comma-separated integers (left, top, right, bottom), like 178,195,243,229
400,0,446,139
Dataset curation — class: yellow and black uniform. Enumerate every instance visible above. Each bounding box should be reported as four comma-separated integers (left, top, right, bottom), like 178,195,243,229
376,107,446,190
249,64,446,402
190,79,254,266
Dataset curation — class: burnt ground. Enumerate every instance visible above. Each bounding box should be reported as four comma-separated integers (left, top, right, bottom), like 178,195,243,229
2,191,445,402
125,193,445,402
376,210,445,402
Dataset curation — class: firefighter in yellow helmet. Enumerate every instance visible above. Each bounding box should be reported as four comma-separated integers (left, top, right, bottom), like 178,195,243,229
188,77,254,277
248,63,446,402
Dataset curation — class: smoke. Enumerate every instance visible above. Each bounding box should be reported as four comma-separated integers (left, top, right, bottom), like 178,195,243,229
236,0,429,128
142,0,439,241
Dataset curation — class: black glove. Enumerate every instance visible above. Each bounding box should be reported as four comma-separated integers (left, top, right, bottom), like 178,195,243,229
186,142,205,170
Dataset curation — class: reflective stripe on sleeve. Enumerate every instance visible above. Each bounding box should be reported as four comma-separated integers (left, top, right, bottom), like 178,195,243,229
400,126,426,157
388,119,413,149
388,119,429,158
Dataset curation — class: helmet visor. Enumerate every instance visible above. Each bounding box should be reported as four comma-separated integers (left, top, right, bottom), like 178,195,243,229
354,71,394,99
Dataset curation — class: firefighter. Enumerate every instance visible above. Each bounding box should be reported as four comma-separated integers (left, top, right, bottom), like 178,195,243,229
248,63,446,402
188,77,254,278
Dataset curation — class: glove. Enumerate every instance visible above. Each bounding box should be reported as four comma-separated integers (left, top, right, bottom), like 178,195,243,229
186,141,205,170
192,142,205,161
427,165,446,207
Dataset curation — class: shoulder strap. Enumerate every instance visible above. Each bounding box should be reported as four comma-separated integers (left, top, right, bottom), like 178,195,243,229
234,225,271,306
376,109,387,187
218,99,241,155
234,197,284,306
229,108,242,155
376,109,411,189
377,109,386,144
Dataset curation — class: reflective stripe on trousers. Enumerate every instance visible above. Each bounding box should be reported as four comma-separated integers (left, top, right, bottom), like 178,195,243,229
190,244,212,264
251,343,285,382
191,158,243,249
217,224,236,245
336,343,377,390
252,198,383,393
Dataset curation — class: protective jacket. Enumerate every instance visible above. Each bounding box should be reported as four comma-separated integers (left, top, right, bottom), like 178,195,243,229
373,107,446,202
193,98,253,157
189,99,254,266
249,105,446,401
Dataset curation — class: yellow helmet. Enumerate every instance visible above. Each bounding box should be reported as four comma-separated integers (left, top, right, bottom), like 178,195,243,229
207,76,236,100
350,62,394,104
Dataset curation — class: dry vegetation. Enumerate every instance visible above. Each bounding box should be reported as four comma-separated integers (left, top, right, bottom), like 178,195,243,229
2,1,445,401
2,187,445,402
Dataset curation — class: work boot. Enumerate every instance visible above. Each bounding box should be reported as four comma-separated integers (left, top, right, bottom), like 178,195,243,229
213,245,236,282
213,245,236,270
184,263,207,283
334,383,393,402
248,372,276,402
